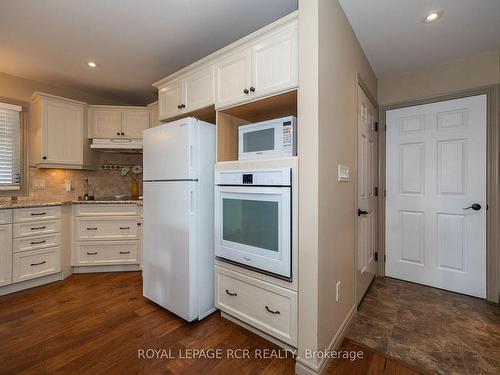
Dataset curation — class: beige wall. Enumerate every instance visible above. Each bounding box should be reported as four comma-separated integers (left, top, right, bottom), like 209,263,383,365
297,0,377,373
378,49,500,105
0,72,127,105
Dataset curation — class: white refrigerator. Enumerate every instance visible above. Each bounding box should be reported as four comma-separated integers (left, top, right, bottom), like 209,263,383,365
142,117,216,321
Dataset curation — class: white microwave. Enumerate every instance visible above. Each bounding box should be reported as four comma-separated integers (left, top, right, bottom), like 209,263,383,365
238,116,297,160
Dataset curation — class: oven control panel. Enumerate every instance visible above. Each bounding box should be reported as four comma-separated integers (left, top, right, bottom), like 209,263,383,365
216,168,291,187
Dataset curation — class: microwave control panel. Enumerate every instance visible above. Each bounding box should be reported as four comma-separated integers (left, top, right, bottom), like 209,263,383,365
282,120,294,155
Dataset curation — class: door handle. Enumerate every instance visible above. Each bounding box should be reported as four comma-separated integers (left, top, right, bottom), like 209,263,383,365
358,209,368,216
463,203,481,211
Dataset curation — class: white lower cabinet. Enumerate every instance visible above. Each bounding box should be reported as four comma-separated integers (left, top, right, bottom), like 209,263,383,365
73,204,141,268
76,241,138,265
13,247,61,283
215,266,297,346
0,212,13,286
11,208,62,285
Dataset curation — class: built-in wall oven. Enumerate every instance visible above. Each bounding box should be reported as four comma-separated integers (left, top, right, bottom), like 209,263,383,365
215,168,292,280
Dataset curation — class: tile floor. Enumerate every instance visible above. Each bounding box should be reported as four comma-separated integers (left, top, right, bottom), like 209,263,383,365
346,277,500,374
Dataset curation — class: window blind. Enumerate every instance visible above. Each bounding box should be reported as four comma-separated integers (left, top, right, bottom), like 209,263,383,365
0,102,22,190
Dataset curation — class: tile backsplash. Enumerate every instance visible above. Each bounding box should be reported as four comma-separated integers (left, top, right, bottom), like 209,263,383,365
1,153,143,202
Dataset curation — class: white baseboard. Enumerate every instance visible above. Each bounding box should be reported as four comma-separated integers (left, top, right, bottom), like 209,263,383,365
295,305,357,375
73,264,141,273
0,272,63,296
221,311,297,353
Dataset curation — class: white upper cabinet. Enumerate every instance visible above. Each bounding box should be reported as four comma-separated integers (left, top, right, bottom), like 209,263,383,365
158,65,215,121
215,50,251,109
158,80,183,121
251,23,298,100
31,93,96,169
90,109,122,138
88,106,150,139
183,65,215,112
154,13,298,114
122,111,150,138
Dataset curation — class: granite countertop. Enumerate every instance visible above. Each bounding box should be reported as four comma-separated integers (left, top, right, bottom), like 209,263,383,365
0,199,143,210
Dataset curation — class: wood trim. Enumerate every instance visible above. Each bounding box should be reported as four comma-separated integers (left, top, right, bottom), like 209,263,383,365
0,96,29,198
378,84,500,303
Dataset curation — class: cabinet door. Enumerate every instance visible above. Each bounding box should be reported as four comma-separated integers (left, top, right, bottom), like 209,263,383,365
182,65,215,112
215,49,251,109
42,99,84,165
0,224,12,286
90,109,122,138
122,110,150,138
251,23,298,99
158,81,183,121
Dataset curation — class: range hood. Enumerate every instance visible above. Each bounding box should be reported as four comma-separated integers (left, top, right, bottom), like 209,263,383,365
91,138,142,152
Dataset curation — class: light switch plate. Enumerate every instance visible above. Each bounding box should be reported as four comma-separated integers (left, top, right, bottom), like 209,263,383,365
338,165,349,182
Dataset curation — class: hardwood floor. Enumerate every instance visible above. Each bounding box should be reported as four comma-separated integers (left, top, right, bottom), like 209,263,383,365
0,272,422,375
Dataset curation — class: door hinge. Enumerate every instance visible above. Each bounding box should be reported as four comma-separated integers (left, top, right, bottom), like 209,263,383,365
374,252,378,261
384,254,386,262
384,189,387,197
374,187,378,196
374,122,379,132
384,124,387,131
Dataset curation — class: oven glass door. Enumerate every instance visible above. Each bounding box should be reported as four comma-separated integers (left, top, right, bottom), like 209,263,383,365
216,185,291,278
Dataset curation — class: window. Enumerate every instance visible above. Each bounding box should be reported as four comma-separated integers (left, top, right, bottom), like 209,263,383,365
0,102,22,191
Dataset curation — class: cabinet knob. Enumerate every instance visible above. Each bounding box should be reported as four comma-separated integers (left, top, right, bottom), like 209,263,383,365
243,89,249,94
181,104,185,108
121,132,125,136
177,105,181,109
250,87,255,92
116,132,120,136
42,156,47,160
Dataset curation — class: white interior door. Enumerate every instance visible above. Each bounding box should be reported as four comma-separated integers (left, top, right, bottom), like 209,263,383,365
356,85,378,304
386,95,486,298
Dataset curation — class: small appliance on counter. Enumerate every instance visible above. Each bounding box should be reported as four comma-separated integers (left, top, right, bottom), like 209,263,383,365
238,116,297,160
142,117,216,322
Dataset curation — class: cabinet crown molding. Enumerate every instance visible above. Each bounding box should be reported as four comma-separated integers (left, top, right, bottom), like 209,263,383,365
31,92,87,106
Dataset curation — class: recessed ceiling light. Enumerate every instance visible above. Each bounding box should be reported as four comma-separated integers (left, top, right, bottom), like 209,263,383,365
87,61,97,68
422,11,443,23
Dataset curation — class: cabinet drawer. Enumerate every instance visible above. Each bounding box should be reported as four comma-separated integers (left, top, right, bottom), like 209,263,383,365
0,209,12,224
215,266,297,346
74,204,139,217
13,206,61,223
75,241,138,265
13,220,61,238
76,218,138,240
13,247,60,283
13,233,61,253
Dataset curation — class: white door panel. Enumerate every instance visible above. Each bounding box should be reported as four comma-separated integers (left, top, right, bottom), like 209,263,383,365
386,95,486,298
143,118,197,180
356,85,378,304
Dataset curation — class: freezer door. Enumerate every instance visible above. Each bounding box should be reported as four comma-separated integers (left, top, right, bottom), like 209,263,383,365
143,117,197,180
142,181,198,321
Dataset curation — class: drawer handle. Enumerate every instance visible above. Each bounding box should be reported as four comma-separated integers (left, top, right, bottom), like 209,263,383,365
30,261,46,266
265,306,280,315
30,226,46,230
225,289,237,297
119,227,130,230
31,212,46,216
30,240,46,245
119,251,131,254
86,227,98,231
86,252,98,255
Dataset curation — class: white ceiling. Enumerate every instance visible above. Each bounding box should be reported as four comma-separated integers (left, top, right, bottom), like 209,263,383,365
0,0,297,105
339,0,500,78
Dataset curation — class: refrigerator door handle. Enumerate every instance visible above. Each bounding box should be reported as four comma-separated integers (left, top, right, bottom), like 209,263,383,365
190,190,195,215
189,144,193,171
